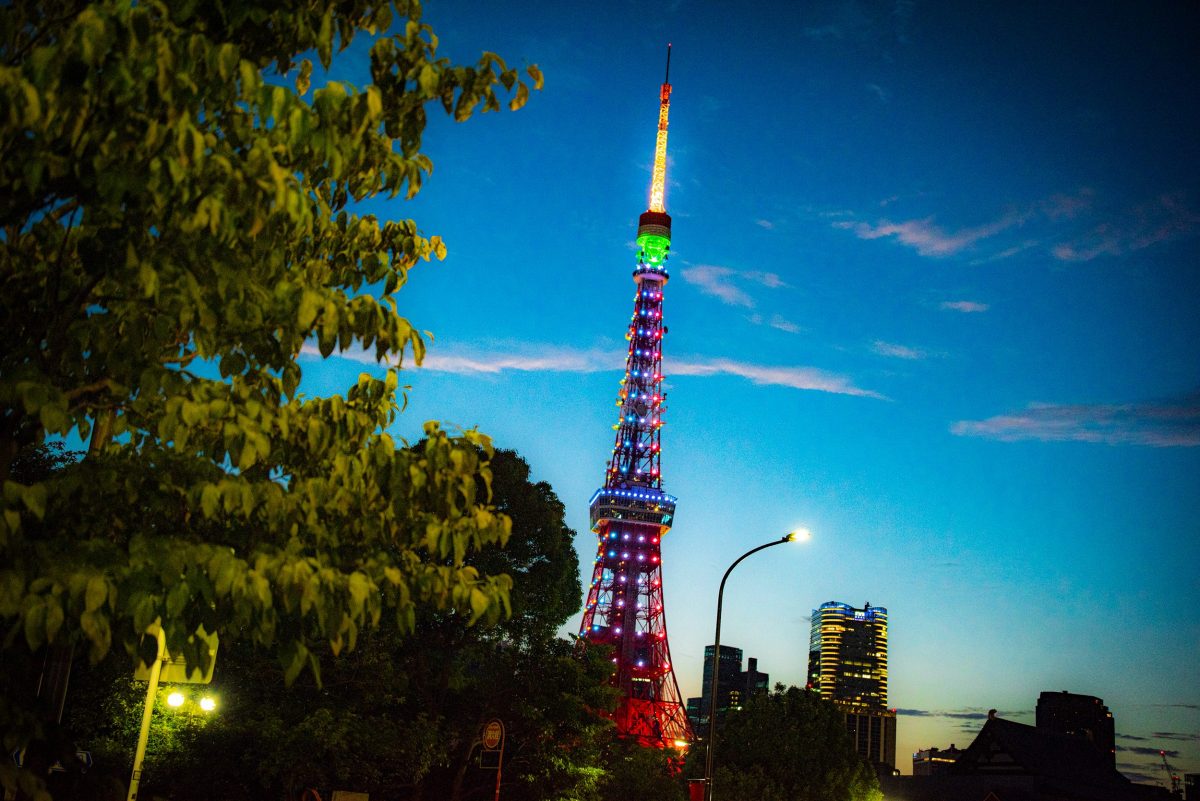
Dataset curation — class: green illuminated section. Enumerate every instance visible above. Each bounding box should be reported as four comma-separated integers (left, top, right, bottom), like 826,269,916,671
637,232,671,266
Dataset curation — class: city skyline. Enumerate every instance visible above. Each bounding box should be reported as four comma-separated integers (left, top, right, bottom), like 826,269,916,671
295,0,1200,782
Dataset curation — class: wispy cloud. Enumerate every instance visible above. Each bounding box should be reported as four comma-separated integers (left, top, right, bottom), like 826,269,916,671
1117,733,1149,741
680,265,754,307
866,83,889,102
770,315,802,334
1118,767,1158,783
872,340,928,360
1041,188,1095,220
892,708,1027,720
951,394,1200,447
755,218,775,230
1151,732,1198,741
834,212,1025,257
939,300,989,313
745,271,789,289
305,342,883,399
673,358,885,399
302,341,619,374
1052,191,1200,261
680,265,789,308
838,188,1198,263
1124,746,1181,758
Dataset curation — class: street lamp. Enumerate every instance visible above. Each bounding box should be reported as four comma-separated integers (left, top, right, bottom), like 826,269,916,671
703,528,810,801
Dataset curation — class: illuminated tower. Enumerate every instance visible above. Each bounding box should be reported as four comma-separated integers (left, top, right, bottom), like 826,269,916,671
578,46,692,748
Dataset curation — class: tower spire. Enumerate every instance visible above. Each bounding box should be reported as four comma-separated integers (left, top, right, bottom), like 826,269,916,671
648,44,672,214
579,52,691,750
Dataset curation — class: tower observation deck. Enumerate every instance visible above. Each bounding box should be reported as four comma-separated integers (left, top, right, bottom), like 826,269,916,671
578,46,692,748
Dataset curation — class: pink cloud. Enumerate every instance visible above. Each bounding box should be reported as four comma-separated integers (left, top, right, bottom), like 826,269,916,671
951,396,1200,447
834,212,1024,257
940,300,989,313
1040,188,1095,220
674,358,885,399
872,340,926,360
770,315,802,334
1053,192,1200,262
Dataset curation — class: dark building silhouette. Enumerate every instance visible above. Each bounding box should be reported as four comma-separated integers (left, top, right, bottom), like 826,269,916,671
882,712,1171,801
806,600,896,770
1035,690,1116,767
741,656,769,696
685,646,770,730
913,743,963,775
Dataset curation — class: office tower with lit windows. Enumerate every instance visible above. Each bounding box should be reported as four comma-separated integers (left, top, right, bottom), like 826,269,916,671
807,601,896,769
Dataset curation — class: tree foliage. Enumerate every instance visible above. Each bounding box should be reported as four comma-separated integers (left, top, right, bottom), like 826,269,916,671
63,449,618,801
0,0,542,790
691,685,882,801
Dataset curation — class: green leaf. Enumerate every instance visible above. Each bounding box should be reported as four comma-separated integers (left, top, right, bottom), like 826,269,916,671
282,640,308,685
509,82,529,112
298,290,322,329
418,64,438,96
200,485,220,518
22,484,47,519
84,576,107,612
296,58,313,96
468,587,489,623
527,64,545,90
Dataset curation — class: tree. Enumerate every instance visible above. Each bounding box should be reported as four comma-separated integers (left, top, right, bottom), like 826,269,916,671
597,738,685,801
689,685,882,801
61,449,619,801
0,0,542,793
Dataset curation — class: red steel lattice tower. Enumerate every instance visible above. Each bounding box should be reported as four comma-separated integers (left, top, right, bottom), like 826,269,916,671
578,46,692,748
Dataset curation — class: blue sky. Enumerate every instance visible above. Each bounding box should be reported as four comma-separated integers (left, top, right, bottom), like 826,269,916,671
299,0,1200,781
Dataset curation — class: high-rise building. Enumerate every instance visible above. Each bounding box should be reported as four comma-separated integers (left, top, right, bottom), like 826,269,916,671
1035,690,1116,767
808,601,889,707
577,47,691,749
807,601,896,769
685,647,772,730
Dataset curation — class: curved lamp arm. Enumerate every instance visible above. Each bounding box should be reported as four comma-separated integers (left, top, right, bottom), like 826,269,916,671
703,530,808,801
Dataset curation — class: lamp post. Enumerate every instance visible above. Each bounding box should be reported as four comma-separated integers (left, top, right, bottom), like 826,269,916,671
703,528,810,801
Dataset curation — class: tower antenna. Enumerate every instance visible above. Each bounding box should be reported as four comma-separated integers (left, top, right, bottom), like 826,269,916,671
647,45,673,214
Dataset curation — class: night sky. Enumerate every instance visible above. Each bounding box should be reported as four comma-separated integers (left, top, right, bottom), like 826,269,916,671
299,1,1200,781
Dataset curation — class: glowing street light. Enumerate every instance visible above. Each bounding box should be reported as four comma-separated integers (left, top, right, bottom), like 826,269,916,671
703,529,811,801
199,696,216,712
166,692,184,708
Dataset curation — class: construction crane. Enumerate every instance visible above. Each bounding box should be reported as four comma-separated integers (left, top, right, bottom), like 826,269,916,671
1159,750,1181,796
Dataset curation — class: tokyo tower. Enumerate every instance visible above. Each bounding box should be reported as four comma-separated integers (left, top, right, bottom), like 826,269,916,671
578,46,692,748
